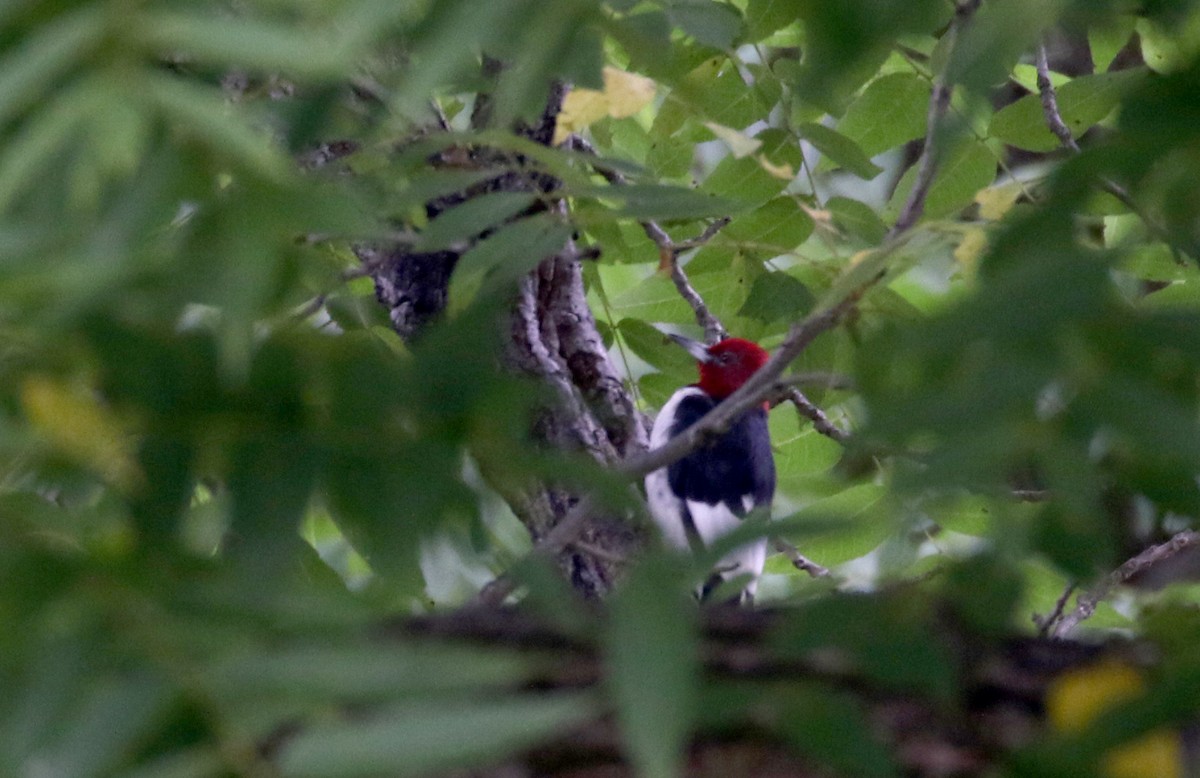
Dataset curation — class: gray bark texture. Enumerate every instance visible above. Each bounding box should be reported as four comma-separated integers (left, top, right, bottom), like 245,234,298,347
357,75,647,599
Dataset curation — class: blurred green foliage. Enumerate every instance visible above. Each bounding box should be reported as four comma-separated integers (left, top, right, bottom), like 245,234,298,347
3,0,1200,775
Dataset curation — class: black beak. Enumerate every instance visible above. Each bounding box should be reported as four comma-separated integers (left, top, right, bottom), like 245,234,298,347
667,333,712,363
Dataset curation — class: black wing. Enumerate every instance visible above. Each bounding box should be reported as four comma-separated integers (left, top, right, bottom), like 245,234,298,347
665,393,775,517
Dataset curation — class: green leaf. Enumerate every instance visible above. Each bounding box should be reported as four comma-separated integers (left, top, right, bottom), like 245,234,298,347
135,12,353,80
616,319,696,382
32,674,171,778
886,139,996,222
736,271,814,324
702,129,801,207
988,68,1148,152
772,595,956,698
0,79,92,213
209,643,542,702
773,686,898,777
722,196,815,254
836,72,931,157
417,192,537,250
827,196,886,244
610,271,696,324
799,121,883,180
324,443,473,593
1089,17,1136,74
606,556,698,778
743,0,801,42
576,183,739,221
449,214,573,310
776,483,892,565
140,72,291,179
280,692,597,777
668,3,743,49
0,7,104,130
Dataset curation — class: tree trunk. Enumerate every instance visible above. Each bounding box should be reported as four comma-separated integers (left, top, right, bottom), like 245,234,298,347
359,74,647,599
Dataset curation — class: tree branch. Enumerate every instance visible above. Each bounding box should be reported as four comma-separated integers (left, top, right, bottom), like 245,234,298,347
477,273,878,605
1035,44,1080,153
566,136,729,344
890,0,981,237
784,387,849,444
1035,41,1180,262
1052,530,1200,638
773,537,831,578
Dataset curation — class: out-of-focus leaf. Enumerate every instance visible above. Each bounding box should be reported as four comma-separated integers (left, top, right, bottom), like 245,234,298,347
135,12,352,80
208,643,544,702
280,692,597,778
606,555,697,778
773,685,898,777
0,7,103,129
140,72,292,179
417,192,536,250
668,2,742,49
772,595,956,698
448,214,572,310
800,121,883,179
791,0,946,105
0,79,92,212
28,673,171,778
722,196,814,254
989,68,1148,152
836,73,931,158
827,196,887,244
775,483,891,565
20,376,139,489
1089,16,1136,73
743,0,801,42
887,139,996,222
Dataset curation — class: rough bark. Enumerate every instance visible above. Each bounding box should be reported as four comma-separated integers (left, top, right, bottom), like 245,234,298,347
357,72,647,599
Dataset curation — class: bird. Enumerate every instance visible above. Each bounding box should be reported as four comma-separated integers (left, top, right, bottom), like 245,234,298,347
644,334,775,604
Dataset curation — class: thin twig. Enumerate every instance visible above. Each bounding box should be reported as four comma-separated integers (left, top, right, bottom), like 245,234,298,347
567,136,730,343
1035,45,1080,152
784,387,849,443
1034,581,1076,637
1035,40,1181,263
890,0,981,237
1052,530,1200,638
773,537,830,578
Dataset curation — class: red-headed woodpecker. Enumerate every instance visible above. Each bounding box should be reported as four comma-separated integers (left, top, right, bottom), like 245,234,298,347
645,335,775,604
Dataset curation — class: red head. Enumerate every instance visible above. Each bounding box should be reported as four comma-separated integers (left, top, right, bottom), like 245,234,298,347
670,335,770,399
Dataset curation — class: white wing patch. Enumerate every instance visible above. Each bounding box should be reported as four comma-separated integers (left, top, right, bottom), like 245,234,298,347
645,387,768,600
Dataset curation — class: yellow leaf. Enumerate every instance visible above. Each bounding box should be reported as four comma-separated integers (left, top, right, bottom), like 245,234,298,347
704,121,762,158
603,66,656,118
757,154,794,180
1047,661,1183,778
1048,661,1143,732
21,376,141,489
553,67,656,144
1104,731,1182,778
553,88,609,144
954,227,988,267
975,181,1024,221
